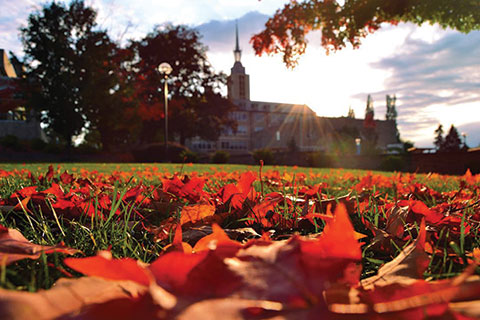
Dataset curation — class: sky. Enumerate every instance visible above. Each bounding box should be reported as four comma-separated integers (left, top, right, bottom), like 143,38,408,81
1,0,479,148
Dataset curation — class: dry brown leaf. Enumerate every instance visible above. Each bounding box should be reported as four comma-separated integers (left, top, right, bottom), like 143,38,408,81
181,225,260,246
0,225,79,265
176,298,288,320
0,277,147,320
361,219,429,289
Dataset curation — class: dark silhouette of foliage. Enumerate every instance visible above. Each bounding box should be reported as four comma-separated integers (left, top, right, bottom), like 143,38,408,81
211,150,230,164
347,106,355,118
252,0,480,67
443,124,462,152
385,95,397,121
434,124,444,151
21,1,97,146
252,148,274,165
128,25,236,146
365,94,374,120
77,32,137,151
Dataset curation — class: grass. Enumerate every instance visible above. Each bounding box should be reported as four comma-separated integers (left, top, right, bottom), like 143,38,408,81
0,163,478,292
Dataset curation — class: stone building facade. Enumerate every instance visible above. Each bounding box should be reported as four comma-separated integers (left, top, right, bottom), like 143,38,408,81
188,25,401,154
0,49,47,141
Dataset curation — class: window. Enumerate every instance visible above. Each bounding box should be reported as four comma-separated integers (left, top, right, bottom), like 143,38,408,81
254,113,265,122
221,141,230,149
222,127,233,136
254,126,264,132
236,125,248,135
223,141,247,150
251,103,258,110
229,112,247,121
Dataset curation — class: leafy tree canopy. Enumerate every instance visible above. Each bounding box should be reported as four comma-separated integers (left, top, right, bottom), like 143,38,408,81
21,0,99,146
128,25,236,145
252,0,480,67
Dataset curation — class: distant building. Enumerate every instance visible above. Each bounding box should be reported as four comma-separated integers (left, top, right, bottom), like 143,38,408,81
190,25,401,154
0,49,46,142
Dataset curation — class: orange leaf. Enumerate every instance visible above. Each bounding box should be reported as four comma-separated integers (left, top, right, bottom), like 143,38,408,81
317,203,362,261
180,204,215,226
193,224,241,254
163,224,193,253
64,252,151,287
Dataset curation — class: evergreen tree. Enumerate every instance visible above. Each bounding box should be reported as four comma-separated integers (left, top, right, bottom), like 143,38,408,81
434,124,444,151
365,94,374,118
347,106,355,118
385,94,397,121
443,125,462,152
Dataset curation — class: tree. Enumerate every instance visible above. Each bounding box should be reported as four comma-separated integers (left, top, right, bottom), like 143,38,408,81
77,31,138,151
347,106,355,118
385,94,397,121
443,124,462,152
252,0,480,67
21,1,97,147
434,124,444,151
129,25,236,146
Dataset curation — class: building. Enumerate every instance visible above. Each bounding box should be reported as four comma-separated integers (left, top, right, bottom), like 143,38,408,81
186,25,317,153
185,26,400,155
0,49,46,142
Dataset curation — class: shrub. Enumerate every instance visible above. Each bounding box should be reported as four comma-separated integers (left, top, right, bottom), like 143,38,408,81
252,148,274,165
179,150,199,163
0,135,22,151
211,150,230,164
306,152,334,168
380,155,407,172
44,142,63,154
132,142,188,163
30,139,47,151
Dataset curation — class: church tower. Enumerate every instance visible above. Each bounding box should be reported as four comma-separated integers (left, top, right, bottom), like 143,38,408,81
227,22,250,101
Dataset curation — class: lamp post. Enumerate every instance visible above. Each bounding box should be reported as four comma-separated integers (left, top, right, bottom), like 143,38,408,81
355,138,361,155
158,62,173,158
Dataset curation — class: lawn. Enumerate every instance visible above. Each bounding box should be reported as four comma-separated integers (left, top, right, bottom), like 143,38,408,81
0,163,478,319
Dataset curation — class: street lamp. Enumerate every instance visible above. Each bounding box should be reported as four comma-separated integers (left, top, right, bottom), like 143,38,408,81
355,138,361,155
461,132,467,148
158,62,173,158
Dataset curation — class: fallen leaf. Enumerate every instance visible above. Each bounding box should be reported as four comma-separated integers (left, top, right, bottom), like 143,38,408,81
180,204,215,226
0,225,79,265
361,219,429,289
64,251,151,287
0,277,146,320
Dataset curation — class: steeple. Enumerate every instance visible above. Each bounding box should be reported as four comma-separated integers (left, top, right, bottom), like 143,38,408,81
234,21,241,62
228,21,249,100
231,21,245,75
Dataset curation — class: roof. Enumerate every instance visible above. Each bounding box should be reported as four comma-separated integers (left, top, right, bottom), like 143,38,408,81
0,50,17,78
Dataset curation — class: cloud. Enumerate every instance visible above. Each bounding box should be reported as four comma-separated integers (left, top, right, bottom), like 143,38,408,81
195,11,269,54
0,0,42,55
358,28,480,147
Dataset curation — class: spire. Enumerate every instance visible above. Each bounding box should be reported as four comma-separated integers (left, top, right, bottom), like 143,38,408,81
234,20,241,62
